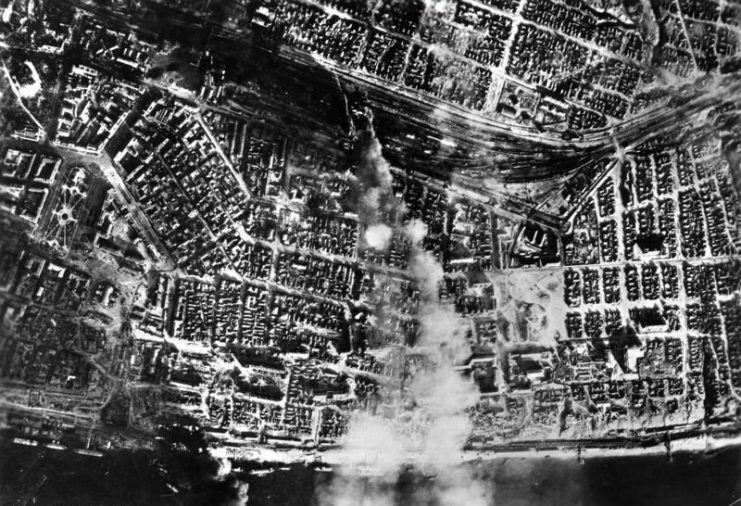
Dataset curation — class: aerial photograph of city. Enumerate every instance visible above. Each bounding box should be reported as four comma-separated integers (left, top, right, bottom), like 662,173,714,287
1,0,741,504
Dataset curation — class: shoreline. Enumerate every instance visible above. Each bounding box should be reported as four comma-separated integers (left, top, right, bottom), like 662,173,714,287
214,430,741,473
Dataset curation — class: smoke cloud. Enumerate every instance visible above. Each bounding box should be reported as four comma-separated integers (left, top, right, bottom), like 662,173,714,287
404,219,428,245
207,447,250,506
364,223,395,250
320,120,489,504
354,129,401,227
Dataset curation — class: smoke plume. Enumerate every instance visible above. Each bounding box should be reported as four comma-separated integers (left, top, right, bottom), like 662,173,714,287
320,120,490,504
364,223,395,250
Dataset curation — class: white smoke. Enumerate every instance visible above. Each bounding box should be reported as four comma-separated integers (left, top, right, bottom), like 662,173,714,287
209,447,233,479
423,0,456,16
320,125,489,504
355,130,398,226
338,413,407,470
409,249,444,299
362,135,394,188
208,447,250,506
364,223,394,250
404,219,428,245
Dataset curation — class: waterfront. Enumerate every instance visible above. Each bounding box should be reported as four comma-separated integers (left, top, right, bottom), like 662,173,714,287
2,437,740,506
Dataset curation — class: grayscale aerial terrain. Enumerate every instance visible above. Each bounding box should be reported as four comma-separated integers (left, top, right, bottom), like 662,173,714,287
1,0,741,504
